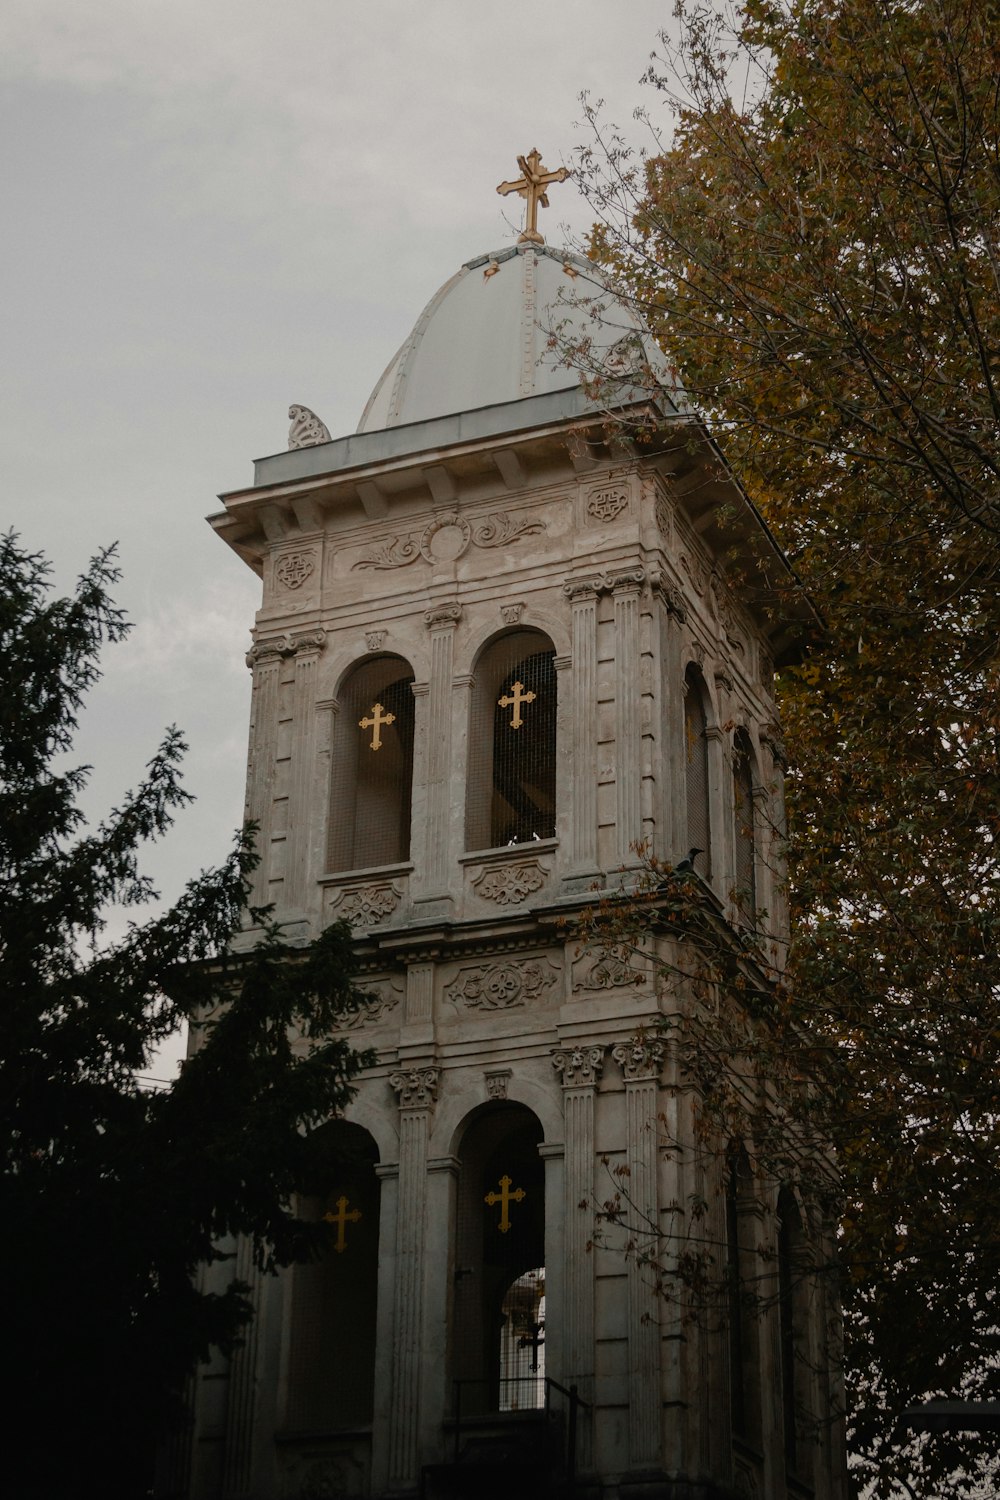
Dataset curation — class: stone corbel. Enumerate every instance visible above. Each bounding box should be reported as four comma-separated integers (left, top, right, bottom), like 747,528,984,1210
389,1066,440,1111
647,567,687,621
551,1045,605,1088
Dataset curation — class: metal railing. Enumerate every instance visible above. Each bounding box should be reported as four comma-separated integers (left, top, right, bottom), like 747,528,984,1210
450,1375,591,1489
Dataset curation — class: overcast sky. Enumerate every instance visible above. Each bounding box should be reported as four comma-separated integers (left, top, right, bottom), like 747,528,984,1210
2,1,674,1070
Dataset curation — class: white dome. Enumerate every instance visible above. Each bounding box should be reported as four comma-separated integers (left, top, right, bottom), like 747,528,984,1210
357,243,665,433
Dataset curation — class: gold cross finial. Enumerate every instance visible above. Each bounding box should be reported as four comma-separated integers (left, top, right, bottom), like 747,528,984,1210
497,148,570,245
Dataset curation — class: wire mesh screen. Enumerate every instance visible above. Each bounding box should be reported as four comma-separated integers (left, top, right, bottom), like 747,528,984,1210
328,656,414,873
684,667,712,875
466,631,556,850
733,731,757,921
498,1269,545,1411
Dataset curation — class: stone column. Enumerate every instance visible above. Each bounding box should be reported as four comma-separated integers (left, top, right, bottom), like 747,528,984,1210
419,603,461,905
221,1236,264,1499
244,639,285,912
612,1036,665,1469
387,1066,439,1491
552,1043,604,1465
609,569,646,866
562,578,602,880
285,630,326,915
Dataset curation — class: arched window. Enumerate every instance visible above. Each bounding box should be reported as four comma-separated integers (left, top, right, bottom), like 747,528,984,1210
684,665,712,876
286,1122,381,1432
733,730,757,923
466,630,557,851
726,1146,761,1445
777,1187,812,1479
327,655,415,873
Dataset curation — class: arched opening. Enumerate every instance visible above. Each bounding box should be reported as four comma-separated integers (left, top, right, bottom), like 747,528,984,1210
726,1145,762,1447
466,630,557,851
777,1187,813,1479
285,1122,381,1433
452,1104,546,1414
733,730,757,924
684,665,712,878
327,655,415,873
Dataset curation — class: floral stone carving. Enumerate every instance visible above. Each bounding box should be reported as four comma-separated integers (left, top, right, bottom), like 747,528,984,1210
338,975,403,1030
471,860,547,906
389,1066,440,1109
552,1045,605,1087
612,1035,665,1081
353,509,545,571
572,945,645,993
332,882,401,928
445,958,559,1011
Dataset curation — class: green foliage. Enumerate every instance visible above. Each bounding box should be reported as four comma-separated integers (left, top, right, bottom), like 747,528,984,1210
0,534,369,1499
578,1,1000,1492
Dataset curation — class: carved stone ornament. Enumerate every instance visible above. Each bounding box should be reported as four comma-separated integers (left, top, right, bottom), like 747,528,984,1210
572,945,645,994
605,566,646,593
246,628,326,667
445,958,560,1011
552,1045,605,1087
472,860,547,906
365,629,387,651
274,551,316,591
338,975,403,1031
424,601,463,629
763,720,788,769
651,574,686,621
612,1035,665,1081
759,646,774,689
679,551,710,597
389,1066,440,1109
586,484,629,523
353,509,545,571
485,1069,512,1101
501,601,525,625
563,575,604,602
288,403,332,449
331,882,401,929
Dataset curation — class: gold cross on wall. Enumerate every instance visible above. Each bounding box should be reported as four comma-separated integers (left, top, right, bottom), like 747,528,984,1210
359,701,395,751
498,680,536,730
497,148,570,245
484,1174,526,1234
323,1194,362,1253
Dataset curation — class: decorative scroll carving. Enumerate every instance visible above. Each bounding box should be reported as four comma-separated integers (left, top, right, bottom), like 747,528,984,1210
587,484,628,522
389,1066,440,1109
445,957,560,1011
354,534,421,571
759,647,774,689
563,567,647,599
649,570,687,621
712,573,748,657
612,1035,665,1081
605,566,646,593
353,509,545,571
485,1069,512,1101
552,1045,605,1087
501,601,525,625
572,945,645,993
679,551,710,596
472,860,547,906
339,975,404,1030
274,551,315,591
654,488,673,539
246,628,326,667
331,882,401,929
424,601,463,629
288,403,331,449
365,629,386,651
471,511,545,547
563,575,604,602
763,720,788,769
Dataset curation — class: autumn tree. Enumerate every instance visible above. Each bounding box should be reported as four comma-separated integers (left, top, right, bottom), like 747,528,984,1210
0,535,369,1500
574,1,1000,1493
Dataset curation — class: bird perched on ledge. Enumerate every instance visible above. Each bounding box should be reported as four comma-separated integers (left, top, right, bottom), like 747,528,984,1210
672,847,704,875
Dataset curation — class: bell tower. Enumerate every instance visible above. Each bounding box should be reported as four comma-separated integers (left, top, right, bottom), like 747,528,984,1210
179,157,846,1500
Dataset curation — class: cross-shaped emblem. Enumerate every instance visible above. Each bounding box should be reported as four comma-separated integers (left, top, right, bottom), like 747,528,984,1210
496,148,570,245
498,680,536,730
484,1174,526,1233
323,1194,362,1253
359,701,395,751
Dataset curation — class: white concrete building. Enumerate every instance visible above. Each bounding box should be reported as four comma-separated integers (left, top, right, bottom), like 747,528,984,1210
172,179,846,1500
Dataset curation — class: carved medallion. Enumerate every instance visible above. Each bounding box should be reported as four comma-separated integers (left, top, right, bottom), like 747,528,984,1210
332,882,401,929
572,945,645,993
420,512,472,563
274,552,315,591
472,860,547,906
445,958,560,1011
587,484,628,523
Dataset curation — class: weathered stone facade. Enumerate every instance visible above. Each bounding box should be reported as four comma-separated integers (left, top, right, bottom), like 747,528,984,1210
171,242,846,1500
